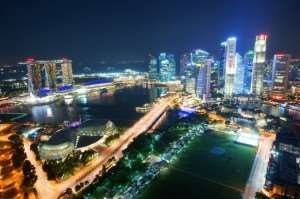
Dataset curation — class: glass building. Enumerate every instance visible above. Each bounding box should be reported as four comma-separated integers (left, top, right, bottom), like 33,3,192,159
272,54,290,91
180,53,194,78
233,53,244,94
148,55,158,80
224,37,237,98
192,49,211,100
158,53,176,82
243,50,254,94
252,34,267,96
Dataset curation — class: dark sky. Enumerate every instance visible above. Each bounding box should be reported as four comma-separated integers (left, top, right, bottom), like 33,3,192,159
1,0,300,65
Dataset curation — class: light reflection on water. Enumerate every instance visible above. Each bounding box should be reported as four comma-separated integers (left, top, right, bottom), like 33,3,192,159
14,86,168,126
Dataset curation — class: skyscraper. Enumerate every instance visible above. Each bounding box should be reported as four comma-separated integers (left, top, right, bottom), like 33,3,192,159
210,60,219,96
60,59,73,85
21,58,73,95
243,50,254,94
233,53,244,94
148,55,158,80
185,78,196,95
192,49,211,99
25,58,42,95
252,34,268,96
271,54,290,100
158,53,176,82
224,37,237,98
180,53,193,78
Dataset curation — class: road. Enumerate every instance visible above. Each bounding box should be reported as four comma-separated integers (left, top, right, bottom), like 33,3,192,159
23,96,174,199
243,134,275,199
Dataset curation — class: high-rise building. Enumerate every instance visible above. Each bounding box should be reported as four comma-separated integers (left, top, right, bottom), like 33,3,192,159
21,58,73,95
59,59,73,85
210,60,219,96
224,37,237,98
271,54,290,100
192,49,211,100
148,55,158,80
25,58,42,94
180,53,194,78
158,53,176,82
233,53,244,94
289,59,300,82
185,78,196,95
243,50,254,94
252,34,268,96
218,41,227,83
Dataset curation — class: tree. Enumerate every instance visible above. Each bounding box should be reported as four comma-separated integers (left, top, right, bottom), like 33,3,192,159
30,143,40,160
22,160,37,189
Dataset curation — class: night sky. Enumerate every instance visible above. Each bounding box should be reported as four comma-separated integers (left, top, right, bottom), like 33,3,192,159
1,0,300,65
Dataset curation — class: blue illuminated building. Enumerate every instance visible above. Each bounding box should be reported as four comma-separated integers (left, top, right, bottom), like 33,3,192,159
193,49,211,100
243,50,254,94
158,53,176,82
148,55,159,80
233,53,244,94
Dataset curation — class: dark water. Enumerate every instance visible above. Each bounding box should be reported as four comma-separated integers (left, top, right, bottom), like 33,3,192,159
13,86,166,127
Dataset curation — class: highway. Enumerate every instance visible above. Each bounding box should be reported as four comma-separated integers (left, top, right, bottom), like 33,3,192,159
243,134,275,199
23,96,174,199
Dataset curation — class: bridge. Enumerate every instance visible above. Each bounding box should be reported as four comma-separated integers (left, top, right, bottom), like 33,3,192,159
23,95,175,199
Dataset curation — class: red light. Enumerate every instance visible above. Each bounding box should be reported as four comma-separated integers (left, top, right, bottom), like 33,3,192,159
26,57,35,62
258,33,268,40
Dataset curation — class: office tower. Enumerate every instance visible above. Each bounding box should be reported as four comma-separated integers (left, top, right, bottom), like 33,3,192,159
289,59,300,82
185,78,196,95
148,55,159,80
271,54,290,101
196,59,212,100
210,60,219,96
158,53,176,82
218,41,227,84
233,53,244,94
252,34,268,96
289,59,300,96
243,50,254,94
224,37,237,98
180,53,194,78
191,49,211,99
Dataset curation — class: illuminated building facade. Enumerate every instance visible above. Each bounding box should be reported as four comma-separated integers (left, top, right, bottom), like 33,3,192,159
21,58,73,95
271,54,290,101
210,61,219,96
218,41,227,84
224,37,237,98
148,55,159,80
243,50,254,94
192,49,211,99
233,53,244,94
180,53,193,78
289,59,300,83
185,77,196,95
158,53,176,82
59,59,73,85
252,34,267,96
